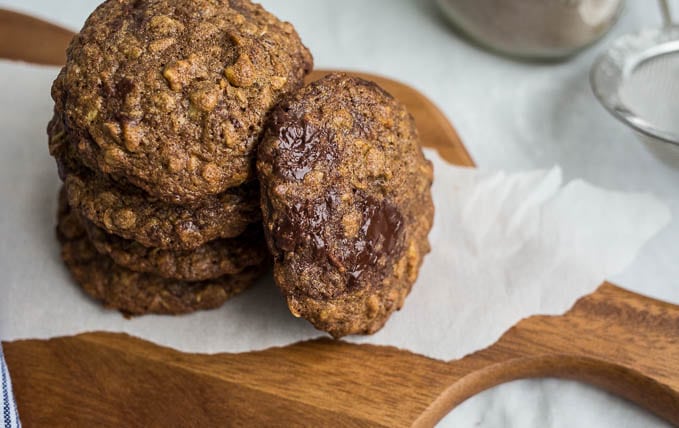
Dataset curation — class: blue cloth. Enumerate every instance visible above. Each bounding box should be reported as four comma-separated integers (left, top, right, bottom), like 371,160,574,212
0,345,20,428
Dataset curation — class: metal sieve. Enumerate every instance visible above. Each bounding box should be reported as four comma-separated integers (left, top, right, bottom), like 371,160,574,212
591,0,679,163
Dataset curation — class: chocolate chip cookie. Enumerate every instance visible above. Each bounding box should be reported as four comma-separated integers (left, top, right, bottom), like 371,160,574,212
63,171,260,251
58,190,263,316
50,112,261,250
83,218,268,281
257,73,434,338
52,0,313,204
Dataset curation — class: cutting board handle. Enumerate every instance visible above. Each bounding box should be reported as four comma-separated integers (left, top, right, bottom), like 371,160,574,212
420,282,679,426
0,8,73,66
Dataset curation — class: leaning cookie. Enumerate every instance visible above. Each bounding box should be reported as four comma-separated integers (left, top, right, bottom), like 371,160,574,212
83,217,268,282
257,73,434,338
52,0,313,204
57,192,263,316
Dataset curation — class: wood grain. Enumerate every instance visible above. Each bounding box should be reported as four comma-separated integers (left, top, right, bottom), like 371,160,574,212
1,8,678,428
5,284,679,427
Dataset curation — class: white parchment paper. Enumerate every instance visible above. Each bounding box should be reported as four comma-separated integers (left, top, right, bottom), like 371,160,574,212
0,61,671,360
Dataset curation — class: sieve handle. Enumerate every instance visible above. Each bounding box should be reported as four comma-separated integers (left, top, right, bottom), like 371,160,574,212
659,0,674,27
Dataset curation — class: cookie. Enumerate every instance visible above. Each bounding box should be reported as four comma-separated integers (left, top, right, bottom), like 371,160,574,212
83,217,268,281
51,113,262,252
51,0,312,205
63,170,260,251
257,73,434,338
50,112,262,250
57,190,263,316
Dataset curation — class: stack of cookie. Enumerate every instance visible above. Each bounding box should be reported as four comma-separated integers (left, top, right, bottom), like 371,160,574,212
48,0,313,316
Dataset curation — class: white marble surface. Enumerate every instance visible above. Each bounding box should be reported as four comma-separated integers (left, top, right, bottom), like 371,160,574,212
0,0,676,426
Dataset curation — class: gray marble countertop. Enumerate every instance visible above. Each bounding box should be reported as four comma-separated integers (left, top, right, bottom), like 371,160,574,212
1,0,676,426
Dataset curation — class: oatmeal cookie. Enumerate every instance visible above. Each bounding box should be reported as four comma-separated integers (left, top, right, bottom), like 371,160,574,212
257,73,434,338
57,191,264,316
84,218,268,281
52,0,313,204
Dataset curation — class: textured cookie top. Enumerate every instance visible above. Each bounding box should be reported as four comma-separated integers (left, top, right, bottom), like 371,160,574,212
52,0,313,204
258,73,434,305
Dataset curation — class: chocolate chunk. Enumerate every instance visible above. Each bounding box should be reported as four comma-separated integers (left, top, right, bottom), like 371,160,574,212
258,73,434,338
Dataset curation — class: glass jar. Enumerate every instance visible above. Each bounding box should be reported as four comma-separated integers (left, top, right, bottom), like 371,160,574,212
436,0,625,60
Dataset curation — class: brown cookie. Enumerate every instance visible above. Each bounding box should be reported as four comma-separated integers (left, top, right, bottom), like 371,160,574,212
57,190,264,316
63,170,260,251
83,217,268,281
50,113,262,251
52,0,313,204
257,73,434,338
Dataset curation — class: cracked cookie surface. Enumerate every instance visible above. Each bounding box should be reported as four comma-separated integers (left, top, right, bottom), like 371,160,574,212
257,73,434,338
52,0,313,204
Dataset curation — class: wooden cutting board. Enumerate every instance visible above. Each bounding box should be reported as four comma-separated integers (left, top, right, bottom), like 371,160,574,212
1,9,678,427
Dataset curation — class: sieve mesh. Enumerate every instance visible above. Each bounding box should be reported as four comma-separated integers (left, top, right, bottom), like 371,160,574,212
619,50,679,135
